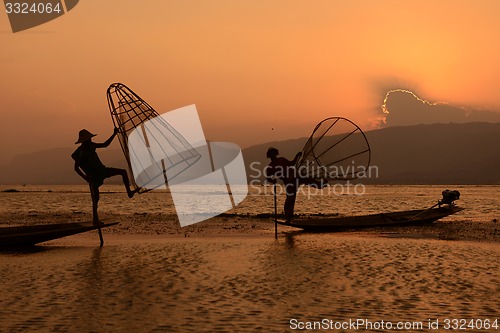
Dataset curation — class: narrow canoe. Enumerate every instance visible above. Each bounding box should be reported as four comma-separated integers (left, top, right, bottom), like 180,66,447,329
0,222,119,247
277,206,463,231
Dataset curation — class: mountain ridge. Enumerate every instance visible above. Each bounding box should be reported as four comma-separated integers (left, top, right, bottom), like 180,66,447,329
1,122,499,185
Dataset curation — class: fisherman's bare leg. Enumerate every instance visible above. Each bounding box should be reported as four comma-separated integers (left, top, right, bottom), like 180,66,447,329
105,167,137,198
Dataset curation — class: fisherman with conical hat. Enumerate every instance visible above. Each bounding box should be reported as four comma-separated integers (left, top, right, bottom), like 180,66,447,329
72,129,137,225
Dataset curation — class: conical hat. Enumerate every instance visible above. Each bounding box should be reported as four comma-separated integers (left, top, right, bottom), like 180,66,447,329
75,129,96,144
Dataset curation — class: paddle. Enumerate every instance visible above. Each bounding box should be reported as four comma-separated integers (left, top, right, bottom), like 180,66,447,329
274,183,278,239
97,224,104,246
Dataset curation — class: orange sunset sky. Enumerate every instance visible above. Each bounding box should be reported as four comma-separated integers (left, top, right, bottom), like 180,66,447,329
1,1,500,164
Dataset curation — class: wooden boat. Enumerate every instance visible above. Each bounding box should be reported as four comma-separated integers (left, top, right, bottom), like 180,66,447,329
277,205,463,231
0,222,118,247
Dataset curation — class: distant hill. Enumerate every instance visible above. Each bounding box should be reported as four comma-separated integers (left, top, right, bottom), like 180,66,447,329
0,122,499,185
242,122,500,185
366,122,500,184
0,147,127,185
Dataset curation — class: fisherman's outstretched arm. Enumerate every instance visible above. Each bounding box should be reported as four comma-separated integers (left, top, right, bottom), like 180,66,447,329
96,128,119,148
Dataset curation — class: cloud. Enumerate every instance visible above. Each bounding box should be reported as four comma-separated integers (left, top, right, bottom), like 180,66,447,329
380,90,500,127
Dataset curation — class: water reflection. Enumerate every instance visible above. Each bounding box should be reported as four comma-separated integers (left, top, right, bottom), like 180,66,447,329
0,236,498,332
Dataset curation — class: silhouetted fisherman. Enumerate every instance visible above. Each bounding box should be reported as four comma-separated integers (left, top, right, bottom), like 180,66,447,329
72,129,137,225
265,147,303,223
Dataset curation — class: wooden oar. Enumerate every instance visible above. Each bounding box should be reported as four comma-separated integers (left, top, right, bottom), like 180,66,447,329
274,183,278,239
97,224,104,246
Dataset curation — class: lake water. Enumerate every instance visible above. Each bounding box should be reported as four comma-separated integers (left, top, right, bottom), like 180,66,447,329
0,184,498,222
0,185,498,332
